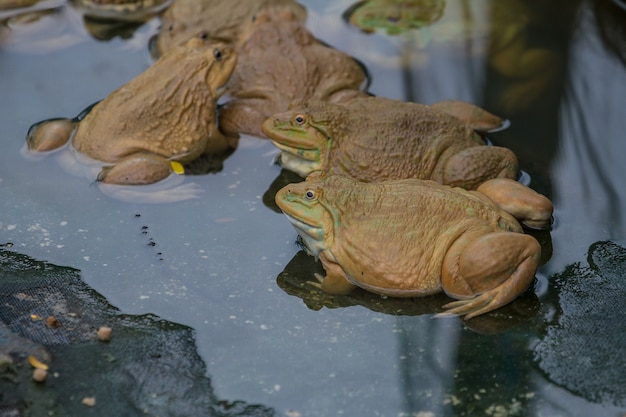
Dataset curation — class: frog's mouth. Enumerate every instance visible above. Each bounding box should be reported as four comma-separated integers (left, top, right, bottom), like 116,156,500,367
271,141,322,177
281,212,326,257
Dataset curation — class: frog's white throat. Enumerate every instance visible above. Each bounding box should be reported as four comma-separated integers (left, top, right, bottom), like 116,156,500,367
283,213,326,257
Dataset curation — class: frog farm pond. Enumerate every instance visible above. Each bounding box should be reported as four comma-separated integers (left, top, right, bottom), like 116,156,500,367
1,1,626,416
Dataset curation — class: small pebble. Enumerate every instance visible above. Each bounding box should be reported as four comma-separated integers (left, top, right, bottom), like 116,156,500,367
46,316,61,328
97,326,112,342
33,368,48,382
82,397,96,407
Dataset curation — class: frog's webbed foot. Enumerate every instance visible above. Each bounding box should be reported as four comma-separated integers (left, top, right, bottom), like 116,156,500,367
477,178,554,230
438,288,518,319
441,231,540,320
26,118,76,152
97,153,176,185
442,146,518,190
430,100,505,132
307,256,356,295
305,272,326,291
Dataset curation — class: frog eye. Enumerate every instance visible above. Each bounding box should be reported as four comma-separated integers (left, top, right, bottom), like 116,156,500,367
213,48,223,61
294,114,306,125
305,190,316,200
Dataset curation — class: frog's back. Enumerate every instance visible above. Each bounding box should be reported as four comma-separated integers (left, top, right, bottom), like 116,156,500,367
324,178,521,295
73,45,217,163
329,97,480,181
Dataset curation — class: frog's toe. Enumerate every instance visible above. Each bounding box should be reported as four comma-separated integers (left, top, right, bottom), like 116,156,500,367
440,296,493,320
26,118,75,152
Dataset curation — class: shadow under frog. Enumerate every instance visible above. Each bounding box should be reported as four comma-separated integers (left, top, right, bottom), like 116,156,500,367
277,249,541,335
0,245,277,416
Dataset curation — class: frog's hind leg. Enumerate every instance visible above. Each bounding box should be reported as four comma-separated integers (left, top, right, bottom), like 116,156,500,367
430,100,505,132
97,153,175,185
442,145,518,190
477,178,554,230
26,118,76,152
440,231,540,319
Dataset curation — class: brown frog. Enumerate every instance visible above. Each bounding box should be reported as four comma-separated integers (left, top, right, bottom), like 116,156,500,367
151,0,307,57
263,96,517,190
26,37,237,185
218,8,370,139
275,173,553,319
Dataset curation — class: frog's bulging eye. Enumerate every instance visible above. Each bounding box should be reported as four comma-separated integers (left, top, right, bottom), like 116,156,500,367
305,190,316,200
294,114,306,125
213,48,223,61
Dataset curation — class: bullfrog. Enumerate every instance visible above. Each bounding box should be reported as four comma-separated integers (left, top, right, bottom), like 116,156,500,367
219,8,370,139
342,0,559,113
275,173,553,319
263,96,517,190
150,0,307,58
26,37,237,185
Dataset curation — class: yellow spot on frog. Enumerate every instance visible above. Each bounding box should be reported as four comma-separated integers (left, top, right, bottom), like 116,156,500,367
170,161,185,175
28,355,49,371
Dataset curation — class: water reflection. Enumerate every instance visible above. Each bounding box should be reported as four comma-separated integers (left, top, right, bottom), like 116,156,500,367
0,2,157,54
0,247,276,416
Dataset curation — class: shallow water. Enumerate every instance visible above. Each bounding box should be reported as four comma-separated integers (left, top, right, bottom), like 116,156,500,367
1,0,626,416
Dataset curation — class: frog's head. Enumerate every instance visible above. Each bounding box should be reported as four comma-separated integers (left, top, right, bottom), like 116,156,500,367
262,100,348,177
185,36,237,97
275,172,338,257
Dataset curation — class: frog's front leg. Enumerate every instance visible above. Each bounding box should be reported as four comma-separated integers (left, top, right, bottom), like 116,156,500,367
440,230,540,319
430,100,505,132
477,178,553,230
442,146,518,190
97,152,175,185
308,251,357,295
218,98,270,139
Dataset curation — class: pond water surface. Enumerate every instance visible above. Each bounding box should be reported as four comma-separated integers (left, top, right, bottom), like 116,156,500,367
1,0,626,416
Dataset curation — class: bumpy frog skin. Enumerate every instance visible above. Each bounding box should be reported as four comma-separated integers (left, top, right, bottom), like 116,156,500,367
26,37,237,185
151,0,307,57
344,0,446,35
218,8,370,139
275,174,553,319
263,96,517,190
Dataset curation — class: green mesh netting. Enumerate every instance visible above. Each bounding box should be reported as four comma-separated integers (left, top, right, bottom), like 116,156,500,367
0,248,275,417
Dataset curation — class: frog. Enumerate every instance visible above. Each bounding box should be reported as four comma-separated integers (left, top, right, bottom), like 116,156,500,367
342,0,559,113
150,0,307,58
26,36,237,185
263,96,517,190
218,8,370,139
275,173,553,319
343,0,447,35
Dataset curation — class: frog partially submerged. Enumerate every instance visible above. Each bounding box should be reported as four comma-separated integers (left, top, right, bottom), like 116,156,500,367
71,0,173,22
263,96,517,190
275,174,553,319
343,0,446,35
218,8,370,139
151,0,307,57
26,37,237,185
